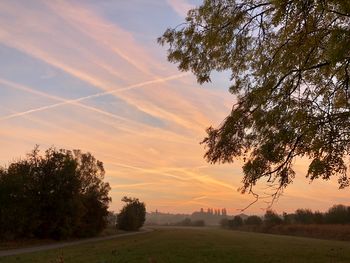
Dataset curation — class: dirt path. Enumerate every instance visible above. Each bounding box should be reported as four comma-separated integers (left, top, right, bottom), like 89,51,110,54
0,228,153,257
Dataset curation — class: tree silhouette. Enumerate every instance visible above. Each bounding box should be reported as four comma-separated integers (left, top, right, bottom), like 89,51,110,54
117,196,146,231
0,146,111,240
159,0,350,204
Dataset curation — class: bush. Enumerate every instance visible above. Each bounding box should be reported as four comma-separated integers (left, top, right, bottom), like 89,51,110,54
117,197,146,231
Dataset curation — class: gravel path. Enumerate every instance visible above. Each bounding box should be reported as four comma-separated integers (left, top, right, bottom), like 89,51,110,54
0,228,153,257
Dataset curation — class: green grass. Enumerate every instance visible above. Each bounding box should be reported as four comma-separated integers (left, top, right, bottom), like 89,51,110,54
1,228,350,262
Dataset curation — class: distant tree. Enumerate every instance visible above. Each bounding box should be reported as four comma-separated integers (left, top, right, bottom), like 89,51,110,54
160,0,350,203
117,197,146,231
313,211,325,224
294,209,314,224
282,212,295,225
0,146,111,240
325,204,350,224
228,216,243,228
245,215,262,226
264,210,282,227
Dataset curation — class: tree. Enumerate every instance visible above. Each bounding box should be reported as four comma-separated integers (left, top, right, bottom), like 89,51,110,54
228,215,244,228
159,0,350,203
294,209,315,224
245,215,263,226
73,150,111,237
0,146,111,240
325,204,350,224
117,197,146,231
264,210,283,227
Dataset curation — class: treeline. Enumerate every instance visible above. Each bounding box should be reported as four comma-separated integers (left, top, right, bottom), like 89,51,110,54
198,208,227,216
221,205,350,241
283,205,350,225
146,209,231,226
0,147,111,240
222,205,350,229
221,215,262,228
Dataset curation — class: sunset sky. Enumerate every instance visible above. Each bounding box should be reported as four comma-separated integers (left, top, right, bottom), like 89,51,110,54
0,0,348,215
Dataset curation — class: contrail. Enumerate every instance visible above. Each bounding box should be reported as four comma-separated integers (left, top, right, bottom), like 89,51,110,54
0,73,189,121
0,78,130,122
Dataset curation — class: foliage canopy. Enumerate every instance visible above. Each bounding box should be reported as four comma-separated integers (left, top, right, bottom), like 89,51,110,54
117,196,146,231
0,146,111,240
159,0,350,200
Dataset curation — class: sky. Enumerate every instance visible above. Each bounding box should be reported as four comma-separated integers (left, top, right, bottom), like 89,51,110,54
0,0,348,215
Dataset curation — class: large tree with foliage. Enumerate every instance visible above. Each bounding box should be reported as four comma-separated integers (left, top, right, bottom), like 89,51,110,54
0,146,111,239
159,0,350,202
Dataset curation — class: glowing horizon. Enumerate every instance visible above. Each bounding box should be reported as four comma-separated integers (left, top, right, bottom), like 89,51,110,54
0,0,348,215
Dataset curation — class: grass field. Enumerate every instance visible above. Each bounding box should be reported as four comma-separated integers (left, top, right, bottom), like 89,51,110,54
1,228,350,263
0,226,119,251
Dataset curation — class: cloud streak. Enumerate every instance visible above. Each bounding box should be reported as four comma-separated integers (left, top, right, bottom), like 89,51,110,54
0,0,344,214
167,0,194,17
0,73,189,121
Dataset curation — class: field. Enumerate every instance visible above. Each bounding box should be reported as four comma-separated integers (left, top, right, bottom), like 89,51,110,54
1,228,350,263
0,226,119,251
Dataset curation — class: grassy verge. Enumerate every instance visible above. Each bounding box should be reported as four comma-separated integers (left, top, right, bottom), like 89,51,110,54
1,228,350,262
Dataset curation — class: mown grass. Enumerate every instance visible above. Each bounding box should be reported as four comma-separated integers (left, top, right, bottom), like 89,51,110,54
1,228,350,263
